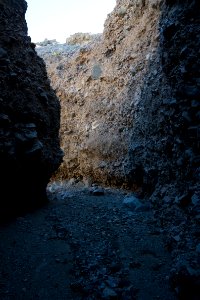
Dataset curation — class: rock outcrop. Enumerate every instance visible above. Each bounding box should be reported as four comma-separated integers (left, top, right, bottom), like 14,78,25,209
0,0,63,219
39,0,164,188
39,0,199,198
130,0,200,196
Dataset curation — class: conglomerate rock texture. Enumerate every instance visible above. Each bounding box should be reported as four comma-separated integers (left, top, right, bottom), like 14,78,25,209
39,0,199,198
0,0,63,219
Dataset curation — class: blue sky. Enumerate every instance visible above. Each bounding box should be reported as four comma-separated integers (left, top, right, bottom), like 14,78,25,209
25,0,116,43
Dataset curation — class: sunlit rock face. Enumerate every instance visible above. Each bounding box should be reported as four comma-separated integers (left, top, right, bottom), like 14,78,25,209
39,0,164,188
39,0,199,195
0,0,63,219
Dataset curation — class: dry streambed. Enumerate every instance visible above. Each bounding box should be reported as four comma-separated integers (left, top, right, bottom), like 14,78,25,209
0,181,177,299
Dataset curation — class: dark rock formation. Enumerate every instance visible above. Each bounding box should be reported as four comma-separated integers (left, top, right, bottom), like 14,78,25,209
0,0,63,220
129,0,200,196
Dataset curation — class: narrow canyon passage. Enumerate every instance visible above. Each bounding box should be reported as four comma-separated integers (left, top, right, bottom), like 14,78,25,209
0,181,176,300
0,1,199,299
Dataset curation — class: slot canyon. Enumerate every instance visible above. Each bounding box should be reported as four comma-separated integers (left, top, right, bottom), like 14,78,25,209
0,0,199,299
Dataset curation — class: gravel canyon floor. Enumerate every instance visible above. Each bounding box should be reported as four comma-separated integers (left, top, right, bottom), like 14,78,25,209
0,181,177,300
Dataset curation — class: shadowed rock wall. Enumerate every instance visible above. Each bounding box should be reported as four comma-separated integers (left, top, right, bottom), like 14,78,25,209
128,0,200,195
0,0,63,219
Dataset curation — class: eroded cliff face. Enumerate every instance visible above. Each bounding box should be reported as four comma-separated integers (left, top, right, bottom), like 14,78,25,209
41,0,164,188
39,0,199,196
0,0,63,219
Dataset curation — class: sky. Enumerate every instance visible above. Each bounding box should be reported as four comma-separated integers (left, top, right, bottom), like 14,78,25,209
25,0,116,43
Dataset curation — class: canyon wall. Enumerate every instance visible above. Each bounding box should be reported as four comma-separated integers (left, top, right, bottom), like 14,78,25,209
130,0,200,196
0,0,63,219
42,0,164,189
40,0,199,197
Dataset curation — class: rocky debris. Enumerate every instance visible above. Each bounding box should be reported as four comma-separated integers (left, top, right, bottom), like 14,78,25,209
123,195,142,210
123,195,150,212
0,181,177,300
36,43,81,61
0,0,63,220
89,185,105,196
169,263,200,300
65,32,102,45
36,38,58,47
150,183,200,299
